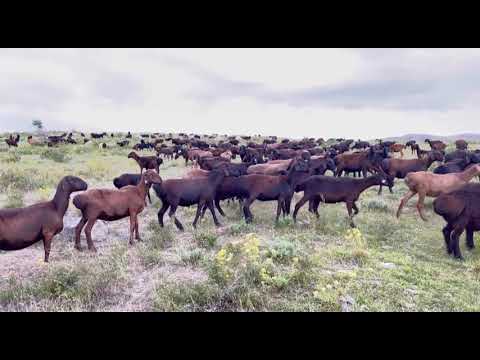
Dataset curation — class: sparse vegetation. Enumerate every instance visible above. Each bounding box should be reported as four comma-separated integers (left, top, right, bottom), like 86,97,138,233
40,148,70,163
2,134,480,312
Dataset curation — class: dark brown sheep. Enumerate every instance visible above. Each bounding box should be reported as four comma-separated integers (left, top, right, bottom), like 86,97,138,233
204,159,310,223
128,151,163,173
73,170,162,250
5,134,20,147
455,139,468,150
0,176,88,262
434,183,480,259
156,146,175,160
335,147,388,178
152,168,229,231
293,173,390,227
378,150,444,194
425,139,447,152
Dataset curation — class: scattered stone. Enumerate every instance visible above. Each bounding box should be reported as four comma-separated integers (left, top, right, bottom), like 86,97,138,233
340,295,356,312
405,288,418,295
381,262,396,269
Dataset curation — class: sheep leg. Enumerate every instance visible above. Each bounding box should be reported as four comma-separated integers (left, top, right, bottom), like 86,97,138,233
74,216,88,251
135,217,141,241
157,202,169,227
275,199,283,223
84,219,98,252
312,197,321,219
396,190,416,218
352,202,359,215
293,195,310,223
192,200,205,229
42,231,55,263
466,227,475,250
200,203,209,220
416,191,428,221
215,198,226,217
346,201,356,228
207,200,221,227
442,224,453,254
283,194,293,215
129,213,136,245
450,225,466,260
147,188,152,205
335,166,343,177
168,204,184,231
242,198,255,223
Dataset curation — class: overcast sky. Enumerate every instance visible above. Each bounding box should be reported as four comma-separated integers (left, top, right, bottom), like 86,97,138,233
1,48,480,139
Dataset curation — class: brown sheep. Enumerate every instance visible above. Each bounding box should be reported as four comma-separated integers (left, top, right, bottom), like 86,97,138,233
396,164,480,221
72,170,162,250
0,176,88,262
378,150,444,194
389,143,406,157
455,139,468,150
425,139,447,152
128,151,163,173
247,159,295,175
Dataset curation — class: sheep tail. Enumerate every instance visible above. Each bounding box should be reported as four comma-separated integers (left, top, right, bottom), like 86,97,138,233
72,194,87,211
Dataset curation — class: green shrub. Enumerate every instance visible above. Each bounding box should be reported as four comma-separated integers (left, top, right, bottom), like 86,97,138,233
137,221,174,268
147,220,174,249
40,148,70,163
229,221,254,235
5,186,25,208
274,218,294,228
0,167,44,192
180,248,204,266
152,281,220,312
1,152,21,163
266,237,298,263
194,230,217,249
0,253,128,311
365,198,389,212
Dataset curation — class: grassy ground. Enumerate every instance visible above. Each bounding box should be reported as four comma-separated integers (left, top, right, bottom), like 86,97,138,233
1,134,480,312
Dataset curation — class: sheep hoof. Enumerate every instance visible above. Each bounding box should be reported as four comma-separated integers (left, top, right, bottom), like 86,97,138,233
75,245,83,252
456,256,465,261
88,246,97,252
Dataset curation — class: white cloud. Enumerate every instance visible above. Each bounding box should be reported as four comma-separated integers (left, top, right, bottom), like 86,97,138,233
1,48,480,139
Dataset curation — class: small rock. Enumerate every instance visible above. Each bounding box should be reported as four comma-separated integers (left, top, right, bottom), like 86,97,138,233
340,295,355,312
381,262,396,269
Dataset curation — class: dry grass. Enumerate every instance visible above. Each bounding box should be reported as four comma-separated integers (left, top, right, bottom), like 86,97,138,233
1,134,480,312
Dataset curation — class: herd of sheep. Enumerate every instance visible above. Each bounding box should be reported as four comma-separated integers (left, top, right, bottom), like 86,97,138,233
1,132,480,262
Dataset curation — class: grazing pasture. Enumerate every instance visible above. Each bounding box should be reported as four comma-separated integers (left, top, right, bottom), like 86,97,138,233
1,132,480,312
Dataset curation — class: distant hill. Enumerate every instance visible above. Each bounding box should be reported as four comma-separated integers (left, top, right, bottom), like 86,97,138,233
381,133,480,144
